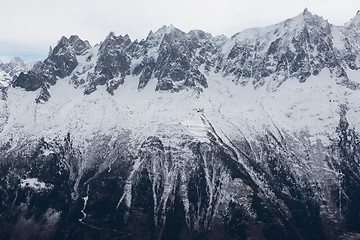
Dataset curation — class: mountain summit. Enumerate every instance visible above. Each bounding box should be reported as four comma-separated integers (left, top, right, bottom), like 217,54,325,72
11,9,360,99
1,10,360,240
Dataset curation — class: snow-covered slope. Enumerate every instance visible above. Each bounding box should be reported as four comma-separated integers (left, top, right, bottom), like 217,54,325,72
1,9,360,240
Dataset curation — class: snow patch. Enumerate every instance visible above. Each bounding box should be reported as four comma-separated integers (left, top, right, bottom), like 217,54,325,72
20,178,53,191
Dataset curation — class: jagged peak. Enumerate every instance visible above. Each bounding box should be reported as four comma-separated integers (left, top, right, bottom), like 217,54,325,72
162,26,187,45
68,35,81,42
146,30,154,39
104,32,131,43
289,8,328,28
68,35,91,54
56,35,88,46
50,36,70,56
302,7,312,18
98,32,133,55
52,35,91,56
60,36,68,42
302,7,318,21
104,31,122,41
55,36,69,49
154,24,178,35
232,9,329,42
48,46,53,57
152,25,185,40
144,25,184,47
68,35,88,45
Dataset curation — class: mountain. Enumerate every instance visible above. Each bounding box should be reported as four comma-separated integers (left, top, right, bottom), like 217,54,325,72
1,9,360,240
0,56,38,88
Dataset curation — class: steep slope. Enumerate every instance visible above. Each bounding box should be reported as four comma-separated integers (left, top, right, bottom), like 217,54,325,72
13,35,91,101
1,9,360,240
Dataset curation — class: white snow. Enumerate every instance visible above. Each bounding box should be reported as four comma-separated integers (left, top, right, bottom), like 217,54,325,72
332,26,346,51
79,185,89,223
0,80,9,88
20,178,52,191
2,65,357,158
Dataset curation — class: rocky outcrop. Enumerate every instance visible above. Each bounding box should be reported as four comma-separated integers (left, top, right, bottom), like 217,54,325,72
13,35,90,95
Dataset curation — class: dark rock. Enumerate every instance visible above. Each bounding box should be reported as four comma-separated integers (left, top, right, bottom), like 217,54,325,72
87,33,132,94
13,36,87,94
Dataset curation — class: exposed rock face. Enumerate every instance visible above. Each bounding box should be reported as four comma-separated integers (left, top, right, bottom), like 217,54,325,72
80,32,133,94
11,10,360,96
1,9,360,240
13,35,90,97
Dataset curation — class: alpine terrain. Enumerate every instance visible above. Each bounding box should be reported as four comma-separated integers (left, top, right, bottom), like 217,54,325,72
0,56,38,89
1,9,360,240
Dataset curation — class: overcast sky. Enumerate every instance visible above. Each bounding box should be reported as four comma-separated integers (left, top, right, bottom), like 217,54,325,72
1,0,359,62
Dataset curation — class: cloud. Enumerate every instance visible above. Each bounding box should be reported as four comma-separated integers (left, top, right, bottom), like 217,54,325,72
1,0,360,61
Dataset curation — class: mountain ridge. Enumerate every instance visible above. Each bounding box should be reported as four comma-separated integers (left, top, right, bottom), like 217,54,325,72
1,9,360,240
8,9,360,99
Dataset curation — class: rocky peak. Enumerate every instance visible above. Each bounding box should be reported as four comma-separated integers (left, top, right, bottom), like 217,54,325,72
143,30,159,48
51,35,90,56
223,9,345,89
302,7,313,20
99,32,117,52
144,25,183,48
138,26,209,91
43,36,78,80
282,8,330,33
99,32,134,55
68,35,91,55
12,35,86,94
84,32,133,95
154,24,178,36
58,36,68,46
139,26,186,56
162,26,185,42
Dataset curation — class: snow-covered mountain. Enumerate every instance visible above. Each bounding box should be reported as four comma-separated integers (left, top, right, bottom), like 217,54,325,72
1,9,360,240
0,56,37,88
